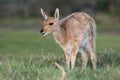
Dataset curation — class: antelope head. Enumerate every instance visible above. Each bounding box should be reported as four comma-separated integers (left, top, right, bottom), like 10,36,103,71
40,8,59,36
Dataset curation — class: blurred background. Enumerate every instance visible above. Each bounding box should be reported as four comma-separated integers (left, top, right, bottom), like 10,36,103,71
0,0,120,18
0,0,120,56
0,0,120,31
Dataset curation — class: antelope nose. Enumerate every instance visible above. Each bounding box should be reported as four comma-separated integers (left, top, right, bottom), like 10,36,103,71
40,29,43,33
40,29,45,35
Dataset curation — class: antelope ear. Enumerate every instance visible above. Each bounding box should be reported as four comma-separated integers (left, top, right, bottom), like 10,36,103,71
54,8,59,20
41,8,48,19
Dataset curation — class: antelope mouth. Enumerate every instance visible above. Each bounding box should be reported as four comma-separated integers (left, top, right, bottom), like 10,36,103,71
41,32,45,35
41,32,50,36
40,29,50,36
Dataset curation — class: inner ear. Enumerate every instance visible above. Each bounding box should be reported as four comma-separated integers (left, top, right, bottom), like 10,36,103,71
54,8,59,20
41,8,48,19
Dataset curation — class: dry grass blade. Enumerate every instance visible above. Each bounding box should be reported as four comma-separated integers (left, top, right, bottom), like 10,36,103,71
55,63,68,80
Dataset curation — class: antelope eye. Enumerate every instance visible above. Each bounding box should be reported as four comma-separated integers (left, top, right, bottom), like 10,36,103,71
49,22,53,25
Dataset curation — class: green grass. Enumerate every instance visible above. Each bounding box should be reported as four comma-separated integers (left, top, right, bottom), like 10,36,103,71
0,18,41,26
0,29,63,57
0,56,120,80
0,29,120,80
96,13,120,32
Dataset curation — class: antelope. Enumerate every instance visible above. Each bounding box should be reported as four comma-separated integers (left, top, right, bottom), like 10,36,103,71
40,8,97,70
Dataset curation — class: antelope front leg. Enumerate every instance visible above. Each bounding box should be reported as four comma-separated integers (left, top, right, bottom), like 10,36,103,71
71,45,78,69
64,50,71,70
81,50,88,70
71,54,77,69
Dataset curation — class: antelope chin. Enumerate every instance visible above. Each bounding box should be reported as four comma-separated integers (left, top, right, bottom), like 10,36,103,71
41,32,51,36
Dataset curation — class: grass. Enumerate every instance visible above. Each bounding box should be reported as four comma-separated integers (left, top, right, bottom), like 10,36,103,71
0,29,63,57
96,13,120,32
0,18,41,26
0,29,120,80
0,56,120,80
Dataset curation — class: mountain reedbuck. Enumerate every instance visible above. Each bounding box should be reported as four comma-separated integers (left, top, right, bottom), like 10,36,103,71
40,8,97,70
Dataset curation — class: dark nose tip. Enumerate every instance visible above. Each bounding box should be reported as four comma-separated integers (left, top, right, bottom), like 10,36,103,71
40,29,43,33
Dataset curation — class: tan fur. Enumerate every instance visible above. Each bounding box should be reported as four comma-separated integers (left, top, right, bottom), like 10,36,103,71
40,8,97,70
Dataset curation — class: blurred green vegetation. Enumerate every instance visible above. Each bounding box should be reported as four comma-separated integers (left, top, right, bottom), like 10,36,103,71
0,18,40,25
0,0,120,18
0,13,119,32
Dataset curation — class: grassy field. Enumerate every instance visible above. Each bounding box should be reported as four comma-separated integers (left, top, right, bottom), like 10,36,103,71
0,29,120,80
